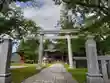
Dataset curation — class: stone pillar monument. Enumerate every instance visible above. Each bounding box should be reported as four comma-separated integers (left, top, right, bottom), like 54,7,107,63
0,39,12,83
85,35,104,83
108,60,110,77
108,0,110,8
37,33,44,69
101,60,109,83
66,34,73,68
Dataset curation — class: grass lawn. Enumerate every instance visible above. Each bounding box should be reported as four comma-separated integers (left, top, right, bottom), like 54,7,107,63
64,64,87,83
46,63,52,67
11,63,45,83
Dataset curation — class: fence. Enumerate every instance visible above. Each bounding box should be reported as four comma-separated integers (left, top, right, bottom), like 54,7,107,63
73,56,110,83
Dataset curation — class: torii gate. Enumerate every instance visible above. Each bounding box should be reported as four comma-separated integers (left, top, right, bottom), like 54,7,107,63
37,29,80,68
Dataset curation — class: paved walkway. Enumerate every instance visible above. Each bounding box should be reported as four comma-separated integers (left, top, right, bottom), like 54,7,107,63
23,64,78,83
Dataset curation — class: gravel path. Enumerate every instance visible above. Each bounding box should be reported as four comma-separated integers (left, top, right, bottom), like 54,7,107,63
23,63,78,83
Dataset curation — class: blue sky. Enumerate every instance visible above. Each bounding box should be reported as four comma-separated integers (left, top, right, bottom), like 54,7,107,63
16,0,45,8
12,40,20,53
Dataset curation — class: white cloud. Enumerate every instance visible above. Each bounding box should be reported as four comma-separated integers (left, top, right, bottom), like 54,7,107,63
22,0,61,30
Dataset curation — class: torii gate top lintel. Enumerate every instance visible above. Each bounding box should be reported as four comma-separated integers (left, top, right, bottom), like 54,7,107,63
37,29,80,34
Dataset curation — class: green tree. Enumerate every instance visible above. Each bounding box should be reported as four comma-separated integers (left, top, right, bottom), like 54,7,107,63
17,38,39,62
44,39,52,50
55,39,68,53
54,0,110,55
0,3,40,62
0,4,39,39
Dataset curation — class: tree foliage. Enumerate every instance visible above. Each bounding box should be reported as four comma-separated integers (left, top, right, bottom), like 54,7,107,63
55,39,67,53
0,5,39,39
0,2,40,61
44,39,52,50
53,0,110,55
17,38,39,62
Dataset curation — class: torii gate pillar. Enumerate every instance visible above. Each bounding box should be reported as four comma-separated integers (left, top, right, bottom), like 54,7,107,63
37,33,44,69
66,34,74,69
